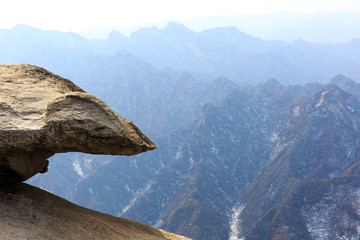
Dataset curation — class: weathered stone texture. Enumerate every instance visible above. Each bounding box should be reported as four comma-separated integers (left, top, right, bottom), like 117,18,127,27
0,63,156,183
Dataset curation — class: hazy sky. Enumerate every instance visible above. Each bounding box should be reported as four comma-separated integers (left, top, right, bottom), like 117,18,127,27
1,0,359,32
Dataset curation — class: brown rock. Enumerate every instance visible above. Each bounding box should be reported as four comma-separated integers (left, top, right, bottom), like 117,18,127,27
0,63,156,183
0,183,191,240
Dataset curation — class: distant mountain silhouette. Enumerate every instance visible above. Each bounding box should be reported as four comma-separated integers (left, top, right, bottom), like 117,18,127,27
2,23,360,85
89,22,360,84
80,12,360,43
182,12,360,43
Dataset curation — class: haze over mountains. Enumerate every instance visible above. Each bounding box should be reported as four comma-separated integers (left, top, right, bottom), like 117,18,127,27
3,21,360,87
81,12,360,43
183,12,360,43
1,17,360,239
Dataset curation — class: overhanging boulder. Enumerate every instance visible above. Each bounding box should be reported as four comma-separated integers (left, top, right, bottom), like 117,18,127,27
0,63,156,183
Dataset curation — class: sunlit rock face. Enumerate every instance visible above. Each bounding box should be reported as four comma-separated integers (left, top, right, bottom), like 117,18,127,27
0,182,190,240
0,63,156,183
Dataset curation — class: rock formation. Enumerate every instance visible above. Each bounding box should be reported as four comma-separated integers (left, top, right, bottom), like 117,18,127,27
0,63,156,183
0,63,190,239
0,182,190,240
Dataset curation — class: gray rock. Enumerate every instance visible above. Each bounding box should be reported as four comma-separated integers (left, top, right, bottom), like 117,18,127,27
0,63,156,183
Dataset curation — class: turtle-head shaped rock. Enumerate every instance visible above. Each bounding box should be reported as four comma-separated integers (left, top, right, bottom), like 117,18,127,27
45,92,155,155
0,63,156,183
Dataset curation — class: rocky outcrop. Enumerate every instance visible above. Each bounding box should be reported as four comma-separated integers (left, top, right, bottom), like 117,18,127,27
0,63,189,239
0,183,190,240
0,63,156,183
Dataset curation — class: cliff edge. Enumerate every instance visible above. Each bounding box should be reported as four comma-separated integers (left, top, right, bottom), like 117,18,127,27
0,183,190,240
0,63,189,239
0,63,156,183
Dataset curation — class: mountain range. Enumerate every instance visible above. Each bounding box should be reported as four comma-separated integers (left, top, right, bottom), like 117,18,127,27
1,22,360,239
81,12,360,44
3,22,360,86
181,12,360,43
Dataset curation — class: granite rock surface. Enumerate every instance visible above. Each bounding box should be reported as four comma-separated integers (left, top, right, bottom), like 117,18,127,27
0,183,190,240
0,63,156,183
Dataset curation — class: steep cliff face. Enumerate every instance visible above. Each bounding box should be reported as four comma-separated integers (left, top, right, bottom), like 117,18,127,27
240,84,360,239
244,176,360,240
70,79,311,239
73,77,360,240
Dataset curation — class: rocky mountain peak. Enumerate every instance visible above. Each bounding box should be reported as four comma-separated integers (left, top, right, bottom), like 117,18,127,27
307,84,359,116
130,26,161,41
107,30,128,41
330,75,360,99
254,78,284,99
236,82,360,239
10,24,42,33
261,78,283,89
331,74,348,84
164,22,192,33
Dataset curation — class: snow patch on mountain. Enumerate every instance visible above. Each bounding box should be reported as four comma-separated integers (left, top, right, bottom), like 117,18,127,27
73,160,84,178
300,185,360,240
300,189,340,239
229,204,245,240
119,181,153,216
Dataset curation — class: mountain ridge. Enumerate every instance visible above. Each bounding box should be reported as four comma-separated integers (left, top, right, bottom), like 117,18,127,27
3,23,360,85
80,12,360,43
